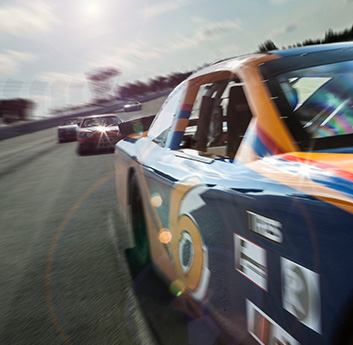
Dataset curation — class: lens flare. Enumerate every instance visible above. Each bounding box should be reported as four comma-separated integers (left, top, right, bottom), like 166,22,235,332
133,122,144,133
96,126,107,132
151,193,163,207
159,228,171,244
169,279,185,297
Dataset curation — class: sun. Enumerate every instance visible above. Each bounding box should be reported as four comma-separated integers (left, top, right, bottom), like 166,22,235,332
82,1,103,20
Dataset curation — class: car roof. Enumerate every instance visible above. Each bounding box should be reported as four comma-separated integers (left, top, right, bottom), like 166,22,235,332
186,42,353,80
268,41,353,57
83,114,121,119
262,42,353,77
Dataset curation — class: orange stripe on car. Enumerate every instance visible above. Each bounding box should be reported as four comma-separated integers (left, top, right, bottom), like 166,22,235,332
249,159,353,214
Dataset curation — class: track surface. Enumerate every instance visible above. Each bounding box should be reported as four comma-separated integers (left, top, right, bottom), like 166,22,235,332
0,97,198,345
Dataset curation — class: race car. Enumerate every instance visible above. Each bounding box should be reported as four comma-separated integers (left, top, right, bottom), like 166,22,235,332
123,100,142,112
57,117,81,142
77,114,122,154
114,43,353,345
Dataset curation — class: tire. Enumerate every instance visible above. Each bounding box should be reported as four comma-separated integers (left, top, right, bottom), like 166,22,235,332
125,174,151,277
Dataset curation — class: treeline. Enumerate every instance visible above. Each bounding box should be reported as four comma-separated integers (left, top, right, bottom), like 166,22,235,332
258,25,353,52
117,71,192,100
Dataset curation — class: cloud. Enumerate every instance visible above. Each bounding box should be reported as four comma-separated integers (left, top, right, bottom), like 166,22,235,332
88,41,162,73
268,22,299,37
144,0,187,18
38,72,86,85
196,20,240,41
269,0,289,4
0,2,56,36
0,50,36,75
167,20,241,52
87,19,240,81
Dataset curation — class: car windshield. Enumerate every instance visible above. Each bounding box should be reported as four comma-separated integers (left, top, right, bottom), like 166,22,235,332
81,116,120,128
60,119,79,126
272,60,353,142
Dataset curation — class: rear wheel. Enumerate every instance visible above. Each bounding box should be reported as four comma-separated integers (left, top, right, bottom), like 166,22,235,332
126,174,151,277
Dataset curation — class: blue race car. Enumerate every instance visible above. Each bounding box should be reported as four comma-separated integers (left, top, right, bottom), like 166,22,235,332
115,42,353,345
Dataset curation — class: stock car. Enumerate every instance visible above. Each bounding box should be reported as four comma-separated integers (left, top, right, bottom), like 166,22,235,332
114,43,353,345
124,100,142,112
57,118,81,142
77,114,122,154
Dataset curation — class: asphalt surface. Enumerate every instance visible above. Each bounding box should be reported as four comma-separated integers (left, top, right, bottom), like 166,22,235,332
0,98,198,345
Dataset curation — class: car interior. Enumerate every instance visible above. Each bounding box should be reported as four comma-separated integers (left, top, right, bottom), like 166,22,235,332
180,79,253,160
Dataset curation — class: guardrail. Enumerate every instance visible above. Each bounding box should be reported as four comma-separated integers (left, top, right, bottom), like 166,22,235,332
0,89,171,141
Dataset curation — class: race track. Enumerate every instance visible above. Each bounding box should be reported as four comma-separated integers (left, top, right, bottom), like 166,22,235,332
0,97,196,345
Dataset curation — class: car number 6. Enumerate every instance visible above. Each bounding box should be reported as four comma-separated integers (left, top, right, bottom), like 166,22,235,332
169,177,207,293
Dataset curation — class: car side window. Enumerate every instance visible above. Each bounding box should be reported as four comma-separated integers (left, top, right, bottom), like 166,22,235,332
148,83,185,146
180,78,253,160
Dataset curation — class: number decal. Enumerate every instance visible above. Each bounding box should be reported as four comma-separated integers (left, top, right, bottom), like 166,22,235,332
169,177,209,297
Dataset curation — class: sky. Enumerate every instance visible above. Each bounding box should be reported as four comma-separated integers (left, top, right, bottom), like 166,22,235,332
0,0,353,118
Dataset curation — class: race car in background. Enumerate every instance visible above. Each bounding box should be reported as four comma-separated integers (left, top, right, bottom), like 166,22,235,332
57,117,81,142
77,114,122,154
114,42,353,345
124,100,142,112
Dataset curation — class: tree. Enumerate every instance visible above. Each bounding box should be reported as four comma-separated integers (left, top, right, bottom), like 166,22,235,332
257,40,279,52
86,67,121,102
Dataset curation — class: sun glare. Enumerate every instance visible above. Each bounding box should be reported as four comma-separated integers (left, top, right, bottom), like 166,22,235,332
83,1,103,20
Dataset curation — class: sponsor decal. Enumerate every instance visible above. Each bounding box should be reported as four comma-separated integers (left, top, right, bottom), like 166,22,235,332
247,210,283,244
247,299,300,345
281,258,321,334
234,234,267,291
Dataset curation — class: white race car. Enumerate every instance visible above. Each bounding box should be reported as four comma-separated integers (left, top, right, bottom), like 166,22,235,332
123,101,142,112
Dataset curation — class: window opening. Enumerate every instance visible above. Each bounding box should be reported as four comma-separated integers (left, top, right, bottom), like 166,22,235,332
181,79,252,161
